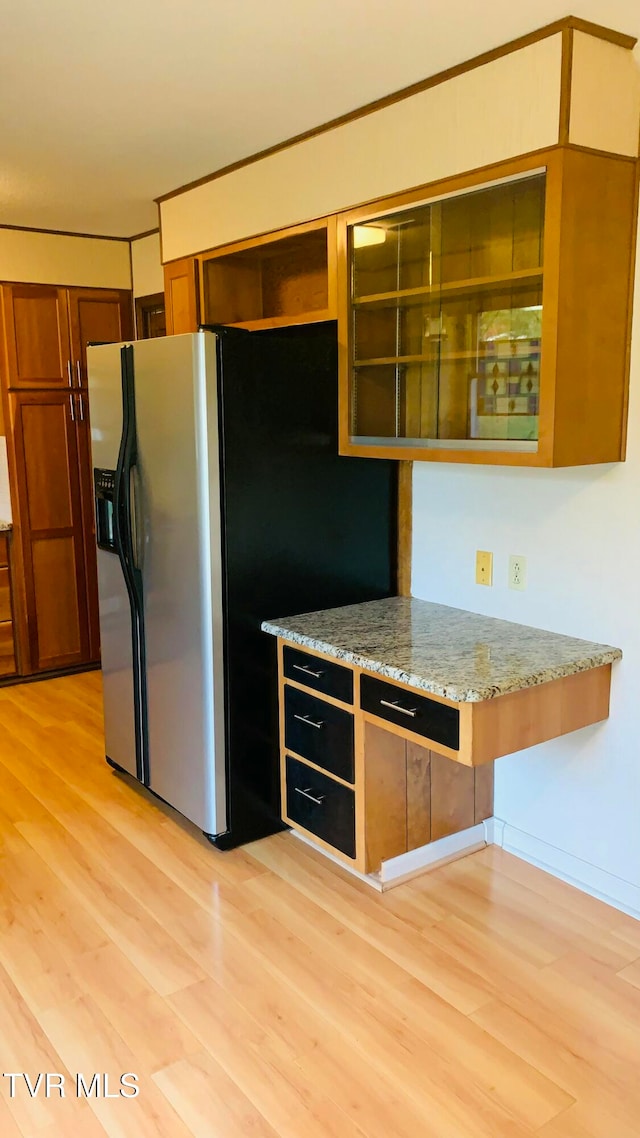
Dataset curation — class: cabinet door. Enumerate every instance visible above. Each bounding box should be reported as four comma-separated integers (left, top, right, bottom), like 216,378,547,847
0,284,72,389
67,288,133,386
75,410,100,662
164,257,200,334
10,392,90,672
67,287,133,661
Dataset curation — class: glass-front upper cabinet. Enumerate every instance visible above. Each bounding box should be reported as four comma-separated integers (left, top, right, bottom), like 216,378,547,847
339,149,636,468
344,171,545,458
339,146,637,466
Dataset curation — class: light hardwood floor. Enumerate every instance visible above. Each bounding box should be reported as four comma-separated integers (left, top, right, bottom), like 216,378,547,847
0,672,639,1137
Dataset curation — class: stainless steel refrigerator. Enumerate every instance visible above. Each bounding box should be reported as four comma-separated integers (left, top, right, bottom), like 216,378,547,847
87,325,395,848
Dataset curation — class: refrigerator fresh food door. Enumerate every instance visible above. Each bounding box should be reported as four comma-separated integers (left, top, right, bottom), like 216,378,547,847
132,332,227,835
87,342,138,778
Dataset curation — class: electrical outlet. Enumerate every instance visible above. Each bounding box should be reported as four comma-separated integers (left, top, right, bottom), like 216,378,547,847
509,554,527,590
475,550,493,586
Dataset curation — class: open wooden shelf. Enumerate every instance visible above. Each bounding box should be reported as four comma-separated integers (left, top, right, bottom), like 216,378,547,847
201,218,336,330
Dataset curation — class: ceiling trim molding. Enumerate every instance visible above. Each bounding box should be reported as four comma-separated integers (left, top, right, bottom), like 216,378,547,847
129,227,160,242
0,221,130,242
155,15,636,206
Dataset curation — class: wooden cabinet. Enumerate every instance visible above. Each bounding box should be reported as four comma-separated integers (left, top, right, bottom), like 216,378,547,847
67,287,132,660
277,641,495,878
276,635,614,880
200,218,336,331
163,219,336,337
362,723,493,869
0,532,16,677
67,288,132,384
0,283,133,674
0,285,72,389
10,392,90,671
164,256,200,334
338,147,638,467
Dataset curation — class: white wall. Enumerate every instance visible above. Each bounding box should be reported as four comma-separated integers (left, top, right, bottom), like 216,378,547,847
412,224,640,915
0,228,131,289
161,35,562,261
131,231,163,297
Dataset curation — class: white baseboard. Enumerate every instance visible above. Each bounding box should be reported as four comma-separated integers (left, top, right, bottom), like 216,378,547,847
376,823,488,888
491,818,640,921
292,823,488,891
293,818,640,915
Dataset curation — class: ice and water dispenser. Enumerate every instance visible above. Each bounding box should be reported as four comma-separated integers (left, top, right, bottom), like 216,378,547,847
94,469,116,552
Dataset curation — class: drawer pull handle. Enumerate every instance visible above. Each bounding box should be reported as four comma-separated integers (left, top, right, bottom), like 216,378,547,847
295,786,325,806
292,663,325,679
293,713,325,730
379,698,418,718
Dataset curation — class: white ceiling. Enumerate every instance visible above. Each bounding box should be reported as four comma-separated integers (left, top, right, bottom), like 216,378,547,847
1,0,637,238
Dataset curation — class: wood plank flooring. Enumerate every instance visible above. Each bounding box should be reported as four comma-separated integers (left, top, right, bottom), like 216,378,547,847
0,671,639,1136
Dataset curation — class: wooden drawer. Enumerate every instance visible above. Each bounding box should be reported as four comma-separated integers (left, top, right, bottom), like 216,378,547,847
283,645,353,704
0,534,8,568
0,620,15,675
360,674,460,751
0,567,12,623
285,755,355,858
284,685,354,782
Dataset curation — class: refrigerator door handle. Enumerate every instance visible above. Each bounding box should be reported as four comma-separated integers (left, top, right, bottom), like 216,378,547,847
113,348,135,578
114,344,148,784
129,465,144,571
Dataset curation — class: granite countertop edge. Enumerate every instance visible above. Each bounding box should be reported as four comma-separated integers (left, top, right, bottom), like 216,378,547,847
261,620,622,703
0,521,12,532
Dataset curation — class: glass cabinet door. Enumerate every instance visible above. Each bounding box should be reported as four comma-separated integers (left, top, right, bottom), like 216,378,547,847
348,172,545,452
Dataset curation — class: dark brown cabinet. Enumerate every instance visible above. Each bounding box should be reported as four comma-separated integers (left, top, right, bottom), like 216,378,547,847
0,533,16,677
0,283,133,674
11,391,90,671
67,287,132,661
0,285,72,389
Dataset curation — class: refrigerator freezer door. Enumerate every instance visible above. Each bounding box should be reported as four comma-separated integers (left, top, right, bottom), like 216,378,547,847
87,343,138,777
132,333,227,835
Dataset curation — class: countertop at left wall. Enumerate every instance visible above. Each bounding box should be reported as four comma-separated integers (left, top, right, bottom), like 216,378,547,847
0,438,12,527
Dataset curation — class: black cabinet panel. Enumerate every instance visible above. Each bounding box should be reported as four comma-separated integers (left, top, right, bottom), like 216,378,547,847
213,323,396,848
285,755,355,858
360,674,459,750
284,685,354,782
283,645,353,704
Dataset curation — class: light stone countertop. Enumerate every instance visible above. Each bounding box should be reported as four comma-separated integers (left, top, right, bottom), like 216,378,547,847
0,520,12,532
262,597,622,703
